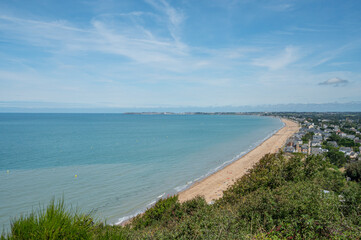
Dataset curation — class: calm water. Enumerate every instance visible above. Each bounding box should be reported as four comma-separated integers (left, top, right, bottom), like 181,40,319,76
0,113,282,231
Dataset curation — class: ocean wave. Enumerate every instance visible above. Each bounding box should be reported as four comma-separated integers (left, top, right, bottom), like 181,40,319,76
114,211,143,225
115,192,167,225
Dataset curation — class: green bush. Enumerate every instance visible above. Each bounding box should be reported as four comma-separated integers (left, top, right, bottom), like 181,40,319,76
132,195,180,229
345,161,361,182
325,149,347,167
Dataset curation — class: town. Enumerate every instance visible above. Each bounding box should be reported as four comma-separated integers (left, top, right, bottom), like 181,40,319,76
270,112,361,167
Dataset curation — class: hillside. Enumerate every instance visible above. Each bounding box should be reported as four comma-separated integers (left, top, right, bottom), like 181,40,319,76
2,153,361,239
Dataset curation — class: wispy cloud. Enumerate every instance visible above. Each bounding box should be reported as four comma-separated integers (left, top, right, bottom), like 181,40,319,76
318,77,349,87
0,7,188,67
265,3,294,12
144,0,185,44
252,46,301,70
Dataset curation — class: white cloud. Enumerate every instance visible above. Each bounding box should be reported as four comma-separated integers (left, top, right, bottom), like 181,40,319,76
144,0,185,43
252,46,301,70
0,10,189,66
318,77,349,86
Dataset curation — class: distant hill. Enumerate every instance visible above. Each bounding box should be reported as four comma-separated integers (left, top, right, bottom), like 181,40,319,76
0,101,360,113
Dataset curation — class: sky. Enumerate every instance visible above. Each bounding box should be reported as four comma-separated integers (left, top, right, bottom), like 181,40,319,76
0,0,361,109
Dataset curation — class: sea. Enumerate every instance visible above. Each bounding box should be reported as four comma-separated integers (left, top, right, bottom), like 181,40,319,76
0,113,283,231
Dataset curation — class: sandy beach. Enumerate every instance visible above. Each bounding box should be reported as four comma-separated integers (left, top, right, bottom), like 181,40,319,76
119,117,299,225
178,118,299,203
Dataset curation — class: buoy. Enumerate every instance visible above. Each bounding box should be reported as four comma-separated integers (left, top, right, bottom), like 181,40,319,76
75,174,78,178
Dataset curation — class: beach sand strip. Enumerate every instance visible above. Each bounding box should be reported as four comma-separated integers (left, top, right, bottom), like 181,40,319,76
177,118,299,203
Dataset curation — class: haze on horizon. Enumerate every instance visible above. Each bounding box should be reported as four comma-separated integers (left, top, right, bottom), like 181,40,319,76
0,0,360,110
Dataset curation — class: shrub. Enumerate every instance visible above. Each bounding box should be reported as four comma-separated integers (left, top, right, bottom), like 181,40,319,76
345,161,361,182
132,195,180,229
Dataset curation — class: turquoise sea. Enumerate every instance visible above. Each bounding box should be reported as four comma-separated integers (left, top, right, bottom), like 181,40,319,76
0,113,283,231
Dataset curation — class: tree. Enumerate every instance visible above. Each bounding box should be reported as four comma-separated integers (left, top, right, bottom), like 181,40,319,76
345,161,361,182
325,149,347,168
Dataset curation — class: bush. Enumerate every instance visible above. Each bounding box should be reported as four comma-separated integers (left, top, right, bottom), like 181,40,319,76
237,181,342,239
345,161,361,182
132,195,180,229
325,149,347,167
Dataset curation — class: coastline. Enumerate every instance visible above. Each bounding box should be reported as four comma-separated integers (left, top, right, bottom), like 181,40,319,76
118,117,299,225
177,118,299,203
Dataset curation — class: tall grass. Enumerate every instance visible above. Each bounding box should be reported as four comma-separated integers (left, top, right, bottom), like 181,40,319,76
2,199,94,240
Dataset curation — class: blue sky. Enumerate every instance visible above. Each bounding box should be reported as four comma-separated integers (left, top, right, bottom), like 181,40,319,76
0,0,361,109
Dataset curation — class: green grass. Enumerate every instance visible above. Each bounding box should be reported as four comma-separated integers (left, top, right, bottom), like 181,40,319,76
2,199,94,240
3,153,361,239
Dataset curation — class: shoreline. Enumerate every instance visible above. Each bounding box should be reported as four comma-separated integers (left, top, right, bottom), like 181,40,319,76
177,118,299,203
118,117,299,225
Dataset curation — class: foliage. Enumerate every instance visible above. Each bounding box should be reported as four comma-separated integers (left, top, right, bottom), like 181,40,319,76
325,148,348,168
2,199,93,240
302,132,314,143
132,195,181,229
345,161,361,182
3,153,361,239
328,133,360,148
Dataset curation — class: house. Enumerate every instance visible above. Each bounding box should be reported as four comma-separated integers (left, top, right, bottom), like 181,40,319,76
350,152,358,160
323,132,331,139
301,144,309,154
313,136,323,143
311,147,327,155
308,128,316,133
285,146,296,153
294,136,303,145
286,139,295,147
339,132,347,138
339,147,352,155
311,140,322,147
346,135,355,140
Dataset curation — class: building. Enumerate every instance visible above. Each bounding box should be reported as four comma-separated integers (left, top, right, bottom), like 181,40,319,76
313,135,323,141
301,144,309,154
311,147,327,155
285,146,296,153
346,135,355,140
339,132,347,138
339,147,352,156
350,152,358,160
311,140,322,147
323,132,331,139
